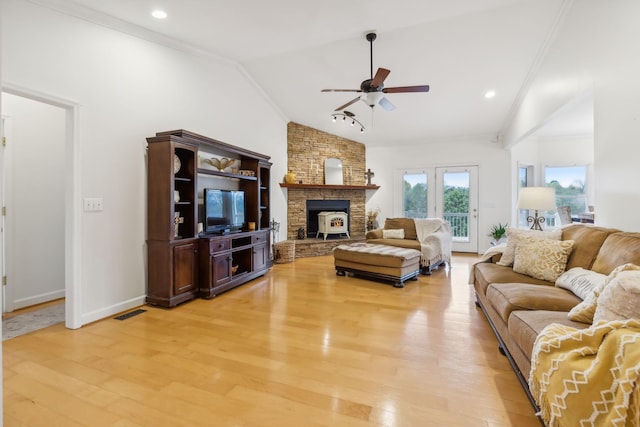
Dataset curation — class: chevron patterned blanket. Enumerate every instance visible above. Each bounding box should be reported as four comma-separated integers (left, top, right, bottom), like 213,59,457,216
529,320,640,427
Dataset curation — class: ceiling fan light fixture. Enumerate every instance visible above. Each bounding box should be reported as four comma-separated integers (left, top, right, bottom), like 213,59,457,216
362,92,383,108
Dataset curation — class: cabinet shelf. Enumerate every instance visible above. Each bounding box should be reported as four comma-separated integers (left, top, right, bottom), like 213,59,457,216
197,168,257,181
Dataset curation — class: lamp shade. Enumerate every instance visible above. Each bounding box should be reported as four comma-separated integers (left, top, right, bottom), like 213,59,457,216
517,187,556,210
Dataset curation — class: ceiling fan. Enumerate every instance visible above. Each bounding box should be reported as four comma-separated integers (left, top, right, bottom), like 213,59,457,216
322,32,430,112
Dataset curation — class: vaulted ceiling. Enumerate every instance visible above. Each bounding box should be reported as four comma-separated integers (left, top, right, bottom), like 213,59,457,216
38,0,591,146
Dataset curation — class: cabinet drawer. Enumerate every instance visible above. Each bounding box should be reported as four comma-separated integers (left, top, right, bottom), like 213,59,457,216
252,232,268,244
209,239,230,253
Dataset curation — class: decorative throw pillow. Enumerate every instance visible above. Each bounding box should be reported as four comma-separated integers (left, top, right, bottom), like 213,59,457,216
497,227,562,267
569,263,640,323
512,236,574,282
593,270,640,323
382,229,405,239
555,267,607,300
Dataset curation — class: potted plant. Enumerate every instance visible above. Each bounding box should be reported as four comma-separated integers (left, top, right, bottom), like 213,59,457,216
488,222,508,245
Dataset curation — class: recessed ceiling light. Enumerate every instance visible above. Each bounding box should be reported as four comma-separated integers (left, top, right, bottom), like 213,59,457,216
151,9,168,19
484,90,496,99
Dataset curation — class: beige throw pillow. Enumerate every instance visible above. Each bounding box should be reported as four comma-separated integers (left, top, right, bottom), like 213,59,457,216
512,236,574,282
497,227,562,267
382,229,405,239
555,267,607,300
593,270,640,324
569,263,640,324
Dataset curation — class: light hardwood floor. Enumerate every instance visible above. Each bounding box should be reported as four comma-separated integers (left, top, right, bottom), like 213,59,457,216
3,254,541,427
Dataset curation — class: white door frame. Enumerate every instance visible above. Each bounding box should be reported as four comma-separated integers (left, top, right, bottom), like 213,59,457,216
435,166,479,253
2,83,82,329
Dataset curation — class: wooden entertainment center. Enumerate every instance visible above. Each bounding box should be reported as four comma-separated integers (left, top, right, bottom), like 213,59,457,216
146,129,272,307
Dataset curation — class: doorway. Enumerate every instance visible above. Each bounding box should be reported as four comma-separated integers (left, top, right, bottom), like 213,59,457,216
1,94,65,313
400,165,479,253
435,166,478,253
1,86,81,329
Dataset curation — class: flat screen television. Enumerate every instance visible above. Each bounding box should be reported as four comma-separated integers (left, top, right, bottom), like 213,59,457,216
203,189,245,234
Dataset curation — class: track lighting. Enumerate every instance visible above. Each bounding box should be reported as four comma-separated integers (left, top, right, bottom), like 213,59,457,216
330,110,365,133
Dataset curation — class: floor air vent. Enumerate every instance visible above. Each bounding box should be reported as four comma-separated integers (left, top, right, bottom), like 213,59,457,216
114,309,147,321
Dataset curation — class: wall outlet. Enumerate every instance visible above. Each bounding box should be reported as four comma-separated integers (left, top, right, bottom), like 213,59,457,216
83,197,104,212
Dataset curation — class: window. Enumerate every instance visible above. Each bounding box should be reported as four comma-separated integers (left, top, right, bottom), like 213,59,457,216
518,165,534,228
545,165,588,226
403,172,427,218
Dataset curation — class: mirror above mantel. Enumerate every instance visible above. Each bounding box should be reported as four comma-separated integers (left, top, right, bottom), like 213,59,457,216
325,158,343,185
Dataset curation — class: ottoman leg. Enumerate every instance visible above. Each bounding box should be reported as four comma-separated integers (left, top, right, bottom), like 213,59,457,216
393,281,405,288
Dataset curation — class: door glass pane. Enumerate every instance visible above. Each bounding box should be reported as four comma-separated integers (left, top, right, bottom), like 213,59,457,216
443,172,470,242
403,173,427,218
545,166,588,227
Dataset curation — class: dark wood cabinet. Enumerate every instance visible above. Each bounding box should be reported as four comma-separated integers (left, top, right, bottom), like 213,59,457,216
147,130,272,307
147,239,199,307
198,230,270,298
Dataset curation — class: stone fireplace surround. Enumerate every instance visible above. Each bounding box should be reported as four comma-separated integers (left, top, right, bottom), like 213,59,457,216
285,122,371,256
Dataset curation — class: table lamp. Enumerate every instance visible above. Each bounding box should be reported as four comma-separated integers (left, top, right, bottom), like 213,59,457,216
517,187,556,231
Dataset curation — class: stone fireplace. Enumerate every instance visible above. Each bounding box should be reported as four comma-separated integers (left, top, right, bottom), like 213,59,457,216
284,122,375,256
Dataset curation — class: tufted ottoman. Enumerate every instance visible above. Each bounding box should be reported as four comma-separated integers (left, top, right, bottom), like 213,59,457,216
333,243,421,288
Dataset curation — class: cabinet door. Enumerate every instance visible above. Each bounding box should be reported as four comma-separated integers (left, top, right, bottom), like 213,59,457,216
212,252,232,287
252,242,268,272
173,242,197,295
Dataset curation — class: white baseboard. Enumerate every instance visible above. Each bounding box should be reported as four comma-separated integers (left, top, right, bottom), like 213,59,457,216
80,295,147,326
13,289,66,310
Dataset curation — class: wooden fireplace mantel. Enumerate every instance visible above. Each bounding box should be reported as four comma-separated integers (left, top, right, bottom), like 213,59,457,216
279,183,380,190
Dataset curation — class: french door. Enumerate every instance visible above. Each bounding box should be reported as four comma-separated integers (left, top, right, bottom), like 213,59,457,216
435,166,478,253
400,165,478,253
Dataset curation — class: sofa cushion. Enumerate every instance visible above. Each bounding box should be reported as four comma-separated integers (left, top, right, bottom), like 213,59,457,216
591,232,640,275
555,267,606,300
512,237,574,282
497,227,562,267
593,269,640,323
383,218,417,241
568,263,640,323
562,224,618,270
508,310,589,360
487,282,581,323
382,229,405,239
473,262,551,297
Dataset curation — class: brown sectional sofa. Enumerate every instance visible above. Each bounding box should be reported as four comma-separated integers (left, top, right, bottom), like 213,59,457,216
472,223,640,406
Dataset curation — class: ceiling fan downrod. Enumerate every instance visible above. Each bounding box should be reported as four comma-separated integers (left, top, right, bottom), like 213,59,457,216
366,32,376,79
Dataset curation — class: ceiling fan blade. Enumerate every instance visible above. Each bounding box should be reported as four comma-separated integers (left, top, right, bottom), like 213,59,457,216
370,67,390,89
335,96,361,111
321,89,362,93
379,96,396,111
383,85,430,93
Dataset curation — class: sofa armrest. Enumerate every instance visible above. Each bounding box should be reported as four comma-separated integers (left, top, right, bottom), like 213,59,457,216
366,229,383,239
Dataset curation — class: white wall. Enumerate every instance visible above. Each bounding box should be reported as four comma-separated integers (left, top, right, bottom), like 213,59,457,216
2,93,66,310
2,0,288,324
504,0,640,231
367,138,511,252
